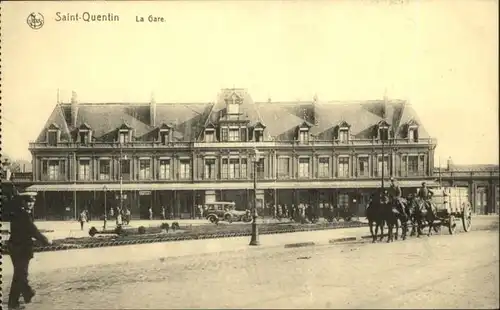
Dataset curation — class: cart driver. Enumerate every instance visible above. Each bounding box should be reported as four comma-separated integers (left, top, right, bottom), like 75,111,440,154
418,182,434,210
388,178,407,217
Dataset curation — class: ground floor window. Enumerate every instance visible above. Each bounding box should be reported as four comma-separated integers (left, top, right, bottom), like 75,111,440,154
338,193,349,209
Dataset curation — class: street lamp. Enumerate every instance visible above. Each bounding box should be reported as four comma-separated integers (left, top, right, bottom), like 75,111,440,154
103,185,108,230
249,148,261,246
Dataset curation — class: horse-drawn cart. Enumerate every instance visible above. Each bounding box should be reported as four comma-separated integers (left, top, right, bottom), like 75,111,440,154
431,187,472,234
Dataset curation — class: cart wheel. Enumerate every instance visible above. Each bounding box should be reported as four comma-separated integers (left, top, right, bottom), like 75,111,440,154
461,203,472,232
448,215,456,235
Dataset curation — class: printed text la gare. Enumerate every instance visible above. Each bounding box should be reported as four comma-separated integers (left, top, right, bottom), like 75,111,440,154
136,15,165,23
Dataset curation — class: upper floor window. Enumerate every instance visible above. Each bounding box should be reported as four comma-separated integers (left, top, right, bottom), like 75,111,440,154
256,158,265,179
220,127,229,142
358,156,369,177
120,159,131,180
99,159,111,180
377,155,390,177
159,159,171,180
204,158,216,179
229,158,240,179
318,157,329,178
42,159,65,181
139,159,151,180
78,159,91,181
205,129,215,142
278,157,290,178
298,157,310,178
408,155,419,175
229,128,240,142
179,159,191,180
338,157,350,178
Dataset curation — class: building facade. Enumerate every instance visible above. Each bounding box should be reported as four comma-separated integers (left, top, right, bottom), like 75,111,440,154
27,89,438,220
436,160,499,215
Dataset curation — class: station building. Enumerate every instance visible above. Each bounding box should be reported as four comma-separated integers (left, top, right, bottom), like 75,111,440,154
27,89,439,220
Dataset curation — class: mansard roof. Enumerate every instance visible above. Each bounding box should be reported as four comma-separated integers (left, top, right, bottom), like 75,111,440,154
34,90,432,143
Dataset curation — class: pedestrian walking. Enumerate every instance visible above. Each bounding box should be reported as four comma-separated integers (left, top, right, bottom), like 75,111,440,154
125,208,131,225
7,193,52,310
109,207,114,218
79,210,87,231
162,205,167,220
149,206,153,220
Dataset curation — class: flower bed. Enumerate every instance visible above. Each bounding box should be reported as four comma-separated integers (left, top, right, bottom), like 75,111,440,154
2,220,367,254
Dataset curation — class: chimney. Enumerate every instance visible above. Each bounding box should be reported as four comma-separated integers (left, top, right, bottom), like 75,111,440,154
381,88,389,119
150,92,157,127
70,91,78,127
446,156,453,171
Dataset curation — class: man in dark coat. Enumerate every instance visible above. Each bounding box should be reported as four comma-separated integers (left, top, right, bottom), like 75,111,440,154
7,193,51,310
388,178,407,217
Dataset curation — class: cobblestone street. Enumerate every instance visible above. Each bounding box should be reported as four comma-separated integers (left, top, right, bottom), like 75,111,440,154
2,218,498,309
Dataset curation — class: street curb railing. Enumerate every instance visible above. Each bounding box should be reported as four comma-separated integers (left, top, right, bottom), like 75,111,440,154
2,222,368,255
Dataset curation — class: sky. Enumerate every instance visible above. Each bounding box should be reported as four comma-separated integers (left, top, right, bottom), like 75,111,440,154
2,0,498,165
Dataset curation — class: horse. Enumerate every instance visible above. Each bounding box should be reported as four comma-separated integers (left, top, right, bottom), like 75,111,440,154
404,195,421,237
366,195,385,243
409,197,438,237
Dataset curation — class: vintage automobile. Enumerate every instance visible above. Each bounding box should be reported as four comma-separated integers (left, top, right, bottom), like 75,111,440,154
204,201,252,223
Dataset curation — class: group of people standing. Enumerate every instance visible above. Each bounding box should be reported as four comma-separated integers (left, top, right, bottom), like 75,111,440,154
268,202,349,223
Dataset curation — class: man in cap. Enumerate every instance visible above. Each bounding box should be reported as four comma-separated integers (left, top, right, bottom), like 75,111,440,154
418,181,434,211
388,178,407,217
7,193,52,310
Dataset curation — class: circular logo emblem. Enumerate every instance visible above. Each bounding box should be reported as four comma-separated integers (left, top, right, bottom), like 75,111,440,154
27,13,44,30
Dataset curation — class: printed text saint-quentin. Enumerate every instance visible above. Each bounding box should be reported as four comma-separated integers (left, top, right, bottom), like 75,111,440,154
55,12,120,22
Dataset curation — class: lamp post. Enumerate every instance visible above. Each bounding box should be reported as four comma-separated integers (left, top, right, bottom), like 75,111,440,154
249,148,261,246
103,185,108,230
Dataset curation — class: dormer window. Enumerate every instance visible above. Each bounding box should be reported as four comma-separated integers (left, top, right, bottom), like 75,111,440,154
78,123,92,145
228,127,240,142
336,121,351,143
226,92,242,115
253,122,266,142
205,129,215,142
254,129,263,142
377,120,390,142
406,119,419,142
46,123,60,146
297,122,312,143
158,123,173,145
117,122,132,144
119,130,130,144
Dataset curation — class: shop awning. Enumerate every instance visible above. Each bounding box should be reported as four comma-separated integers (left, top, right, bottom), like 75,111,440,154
25,179,439,192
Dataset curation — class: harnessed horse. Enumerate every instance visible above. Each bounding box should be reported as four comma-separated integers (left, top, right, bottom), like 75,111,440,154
408,196,439,237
